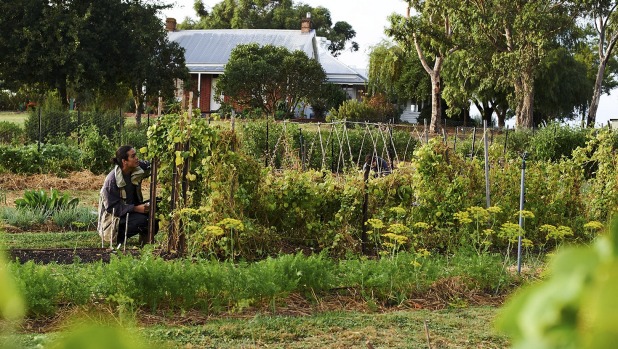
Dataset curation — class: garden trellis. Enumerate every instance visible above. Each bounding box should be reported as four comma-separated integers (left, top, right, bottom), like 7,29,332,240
249,119,500,174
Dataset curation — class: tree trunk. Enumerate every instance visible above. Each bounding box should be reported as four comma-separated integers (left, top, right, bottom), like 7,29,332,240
514,74,534,128
588,61,607,127
482,101,494,126
133,90,143,126
57,78,69,108
429,74,442,133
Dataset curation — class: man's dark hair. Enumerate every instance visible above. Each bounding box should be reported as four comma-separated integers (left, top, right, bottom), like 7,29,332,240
113,145,134,166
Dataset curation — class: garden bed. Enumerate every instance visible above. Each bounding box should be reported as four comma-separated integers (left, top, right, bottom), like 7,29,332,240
7,247,140,264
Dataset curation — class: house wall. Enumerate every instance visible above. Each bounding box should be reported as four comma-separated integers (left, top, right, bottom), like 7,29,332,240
187,74,214,113
200,75,212,112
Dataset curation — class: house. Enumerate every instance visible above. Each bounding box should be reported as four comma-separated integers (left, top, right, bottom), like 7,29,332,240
165,17,367,117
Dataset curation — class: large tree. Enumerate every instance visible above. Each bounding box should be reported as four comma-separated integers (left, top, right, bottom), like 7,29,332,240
387,1,460,133
575,0,618,127
0,0,78,103
122,1,188,125
459,0,575,128
533,47,593,125
216,43,326,117
183,0,358,56
0,0,187,122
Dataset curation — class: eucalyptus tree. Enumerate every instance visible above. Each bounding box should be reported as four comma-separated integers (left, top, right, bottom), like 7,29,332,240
386,0,461,133
459,0,576,128
185,0,358,56
575,0,618,127
441,47,511,128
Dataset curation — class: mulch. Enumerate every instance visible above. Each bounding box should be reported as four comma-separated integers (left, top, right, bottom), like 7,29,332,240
0,171,106,191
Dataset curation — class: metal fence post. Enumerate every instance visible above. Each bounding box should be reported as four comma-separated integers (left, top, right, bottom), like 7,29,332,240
517,152,528,275
37,106,42,152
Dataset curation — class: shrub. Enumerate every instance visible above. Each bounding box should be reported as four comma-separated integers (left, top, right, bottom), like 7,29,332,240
121,124,148,150
24,91,74,143
80,125,114,174
0,144,44,173
51,206,97,231
528,123,589,161
0,121,24,144
0,207,48,230
0,143,83,174
328,94,399,123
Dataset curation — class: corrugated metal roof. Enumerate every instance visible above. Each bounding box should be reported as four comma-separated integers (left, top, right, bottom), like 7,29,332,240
168,29,317,64
169,29,366,86
319,50,367,85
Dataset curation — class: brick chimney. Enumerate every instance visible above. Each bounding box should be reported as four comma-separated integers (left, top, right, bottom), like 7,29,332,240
165,18,177,31
301,12,312,33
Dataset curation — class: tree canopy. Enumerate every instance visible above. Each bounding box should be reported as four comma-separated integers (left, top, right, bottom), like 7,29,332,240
376,0,599,129
0,0,188,121
216,43,326,118
182,0,358,56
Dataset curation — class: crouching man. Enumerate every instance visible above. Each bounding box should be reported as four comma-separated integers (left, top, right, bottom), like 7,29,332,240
97,145,156,248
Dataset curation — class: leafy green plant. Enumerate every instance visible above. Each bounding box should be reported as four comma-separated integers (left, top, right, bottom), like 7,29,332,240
0,207,48,229
10,261,63,316
497,217,618,348
51,206,97,231
14,189,79,213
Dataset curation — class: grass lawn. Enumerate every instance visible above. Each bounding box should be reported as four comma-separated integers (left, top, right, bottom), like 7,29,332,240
1,307,509,348
0,111,28,126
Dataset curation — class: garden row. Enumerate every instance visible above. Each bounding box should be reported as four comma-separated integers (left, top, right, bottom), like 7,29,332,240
4,249,514,318
1,111,615,257
145,113,614,260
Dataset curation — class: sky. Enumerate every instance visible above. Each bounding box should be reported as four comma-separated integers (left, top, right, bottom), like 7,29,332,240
160,0,618,126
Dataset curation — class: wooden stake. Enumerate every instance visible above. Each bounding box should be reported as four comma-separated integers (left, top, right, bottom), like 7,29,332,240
424,320,432,349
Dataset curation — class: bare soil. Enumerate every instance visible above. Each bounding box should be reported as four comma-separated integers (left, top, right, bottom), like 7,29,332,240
7,247,140,264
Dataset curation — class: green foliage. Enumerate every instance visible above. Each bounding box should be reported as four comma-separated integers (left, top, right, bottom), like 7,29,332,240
0,143,81,174
80,125,114,175
528,123,589,161
51,206,97,231
0,0,186,112
24,92,74,143
240,120,419,171
217,44,326,118
6,250,514,317
0,250,24,321
497,217,618,348
47,324,147,349
0,207,48,229
10,261,63,316
0,121,24,145
328,94,399,123
307,83,347,119
0,231,99,249
121,124,148,151
15,189,79,213
573,128,618,222
80,109,123,140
